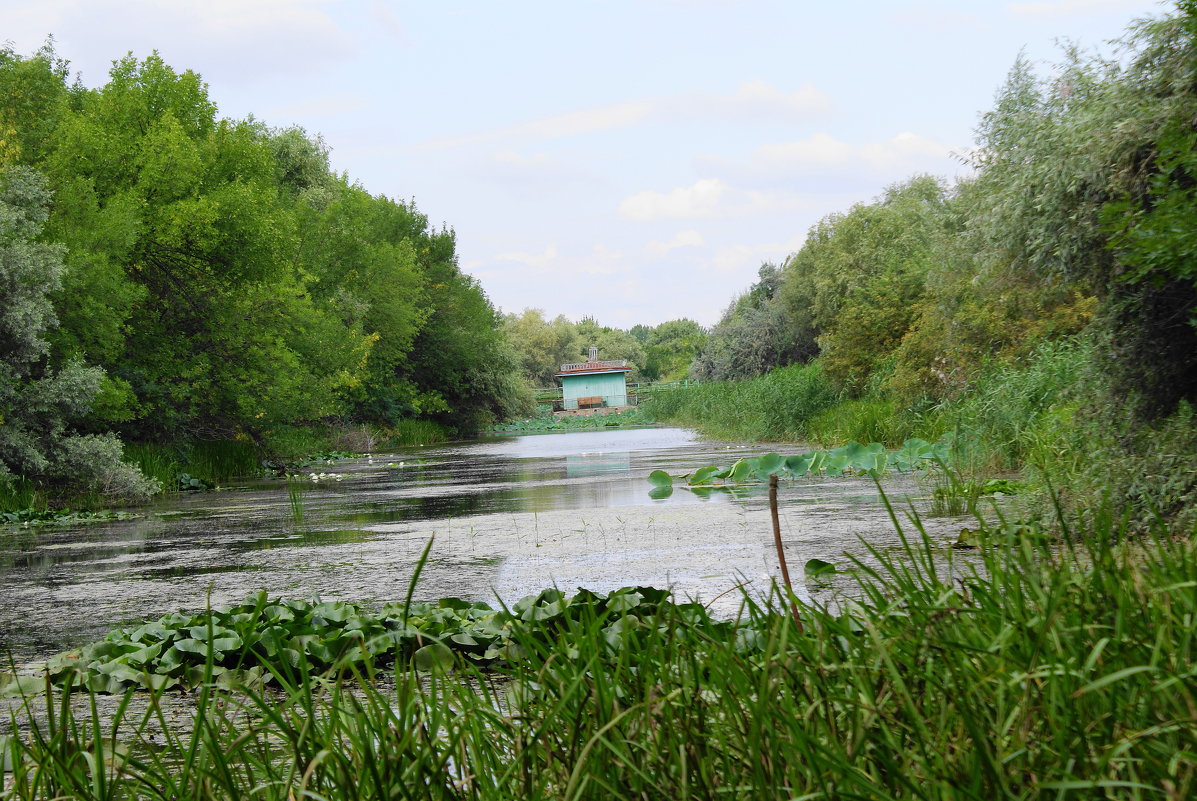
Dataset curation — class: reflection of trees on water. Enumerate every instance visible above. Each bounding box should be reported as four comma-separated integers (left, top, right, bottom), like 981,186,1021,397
2,517,166,576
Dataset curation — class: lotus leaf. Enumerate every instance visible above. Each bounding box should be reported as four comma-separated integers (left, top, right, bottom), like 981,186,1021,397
605,590,644,614
751,457,779,480
805,558,837,578
648,470,673,488
785,453,815,475
689,465,722,486
414,642,455,673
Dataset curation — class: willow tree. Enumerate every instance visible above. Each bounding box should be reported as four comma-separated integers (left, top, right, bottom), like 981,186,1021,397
0,166,155,502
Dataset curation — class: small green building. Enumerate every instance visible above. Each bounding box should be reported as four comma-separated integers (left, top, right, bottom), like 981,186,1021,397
555,346,631,410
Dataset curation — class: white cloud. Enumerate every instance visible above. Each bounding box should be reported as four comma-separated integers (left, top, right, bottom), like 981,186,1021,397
494,244,561,271
619,179,728,221
369,0,408,42
701,80,833,120
3,0,352,86
707,237,805,275
618,178,811,221
647,230,705,257
696,131,967,189
420,81,832,150
1005,0,1160,18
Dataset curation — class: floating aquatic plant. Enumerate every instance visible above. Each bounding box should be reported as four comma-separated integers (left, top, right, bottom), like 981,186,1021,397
647,437,952,492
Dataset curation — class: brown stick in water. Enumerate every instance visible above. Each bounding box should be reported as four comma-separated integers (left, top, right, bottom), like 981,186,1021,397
769,474,803,632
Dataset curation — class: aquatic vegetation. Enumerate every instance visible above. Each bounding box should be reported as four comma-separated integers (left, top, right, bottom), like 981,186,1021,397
0,508,135,528
304,472,345,483
931,475,1024,517
648,437,951,491
285,476,307,522
175,472,213,492
22,587,735,695
2,504,1194,799
305,450,365,463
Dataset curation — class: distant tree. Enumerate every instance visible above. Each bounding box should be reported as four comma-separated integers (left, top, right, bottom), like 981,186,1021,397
642,319,706,381
574,317,647,382
692,263,810,381
502,309,582,386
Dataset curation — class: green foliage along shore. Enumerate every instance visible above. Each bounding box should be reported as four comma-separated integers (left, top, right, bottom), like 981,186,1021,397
652,4,1197,535
0,46,525,506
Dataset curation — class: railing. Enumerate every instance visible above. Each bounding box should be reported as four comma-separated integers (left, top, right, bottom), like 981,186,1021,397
532,379,698,406
557,359,628,372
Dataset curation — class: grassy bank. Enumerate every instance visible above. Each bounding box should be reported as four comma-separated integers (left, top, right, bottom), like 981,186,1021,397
642,341,1089,461
3,503,1194,799
489,406,654,433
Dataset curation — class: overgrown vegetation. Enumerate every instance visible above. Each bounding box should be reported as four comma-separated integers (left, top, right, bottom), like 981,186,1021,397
647,4,1197,534
3,504,1194,799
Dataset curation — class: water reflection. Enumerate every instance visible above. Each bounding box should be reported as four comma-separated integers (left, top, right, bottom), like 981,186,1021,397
565,452,631,477
0,427,805,659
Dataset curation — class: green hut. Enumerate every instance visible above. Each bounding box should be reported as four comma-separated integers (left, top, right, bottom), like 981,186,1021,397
555,346,631,410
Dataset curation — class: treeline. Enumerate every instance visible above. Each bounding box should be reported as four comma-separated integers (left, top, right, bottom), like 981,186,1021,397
0,47,524,505
653,3,1197,533
502,310,706,387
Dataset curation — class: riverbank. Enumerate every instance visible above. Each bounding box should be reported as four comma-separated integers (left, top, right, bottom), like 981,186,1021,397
641,341,1197,538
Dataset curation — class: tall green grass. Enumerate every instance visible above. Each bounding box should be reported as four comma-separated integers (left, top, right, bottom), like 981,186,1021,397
378,419,450,448
122,440,259,490
5,498,1193,799
647,340,1092,471
641,362,838,441
940,337,1095,470
0,476,45,514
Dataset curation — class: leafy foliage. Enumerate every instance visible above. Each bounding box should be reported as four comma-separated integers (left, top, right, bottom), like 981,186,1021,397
647,438,950,492
0,166,156,503
0,44,523,504
692,262,811,382
37,586,733,694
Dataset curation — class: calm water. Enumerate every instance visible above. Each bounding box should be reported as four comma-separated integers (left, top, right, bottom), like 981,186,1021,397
0,427,947,662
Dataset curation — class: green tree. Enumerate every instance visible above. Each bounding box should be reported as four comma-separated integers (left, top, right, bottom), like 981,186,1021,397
0,166,155,502
693,263,810,381
574,317,647,382
642,319,706,382
503,309,582,386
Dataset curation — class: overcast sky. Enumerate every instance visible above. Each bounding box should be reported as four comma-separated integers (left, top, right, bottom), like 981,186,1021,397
2,0,1167,327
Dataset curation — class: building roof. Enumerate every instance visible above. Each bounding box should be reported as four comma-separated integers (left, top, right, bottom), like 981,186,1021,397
555,359,631,378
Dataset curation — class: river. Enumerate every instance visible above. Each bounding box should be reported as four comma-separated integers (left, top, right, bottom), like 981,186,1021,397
0,427,965,663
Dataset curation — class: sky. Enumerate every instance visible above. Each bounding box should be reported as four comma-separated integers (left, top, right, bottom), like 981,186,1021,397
1,0,1168,328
